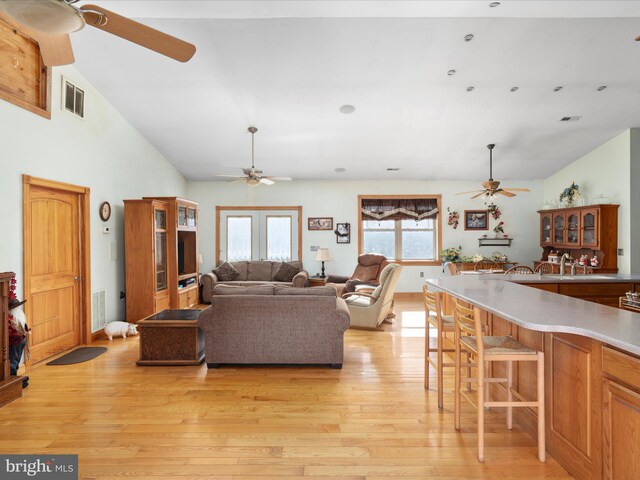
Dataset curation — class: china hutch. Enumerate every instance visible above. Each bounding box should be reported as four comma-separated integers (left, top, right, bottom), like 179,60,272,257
537,204,619,273
124,198,199,323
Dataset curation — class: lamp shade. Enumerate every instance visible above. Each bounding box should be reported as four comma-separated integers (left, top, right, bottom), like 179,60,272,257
315,248,332,262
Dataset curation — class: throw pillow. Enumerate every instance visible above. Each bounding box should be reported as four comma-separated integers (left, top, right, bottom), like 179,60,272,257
273,262,300,282
213,261,239,281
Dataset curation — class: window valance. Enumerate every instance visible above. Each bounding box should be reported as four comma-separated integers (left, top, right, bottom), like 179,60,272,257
361,198,439,221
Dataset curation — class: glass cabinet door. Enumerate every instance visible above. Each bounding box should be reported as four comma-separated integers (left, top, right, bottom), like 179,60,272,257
566,211,580,245
187,207,197,227
581,209,598,247
553,213,565,245
541,214,552,245
177,205,187,226
154,208,168,292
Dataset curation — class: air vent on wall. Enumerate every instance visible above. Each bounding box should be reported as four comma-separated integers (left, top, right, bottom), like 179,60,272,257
560,116,581,122
63,77,84,118
92,290,106,331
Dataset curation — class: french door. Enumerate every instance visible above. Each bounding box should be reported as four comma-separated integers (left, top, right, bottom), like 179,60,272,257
217,208,301,263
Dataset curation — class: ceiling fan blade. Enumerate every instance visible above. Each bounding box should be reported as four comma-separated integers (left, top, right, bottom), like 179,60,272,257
267,176,292,181
36,32,75,66
80,4,196,62
260,178,275,185
500,187,530,192
497,190,516,197
471,192,486,199
456,190,484,195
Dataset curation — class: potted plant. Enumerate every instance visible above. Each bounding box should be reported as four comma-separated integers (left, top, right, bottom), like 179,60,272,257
559,182,581,207
493,221,505,238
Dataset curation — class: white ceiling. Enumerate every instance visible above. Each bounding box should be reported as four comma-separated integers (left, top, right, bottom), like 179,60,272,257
71,1,640,181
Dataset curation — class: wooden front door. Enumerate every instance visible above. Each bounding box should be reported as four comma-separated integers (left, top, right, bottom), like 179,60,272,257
24,181,83,363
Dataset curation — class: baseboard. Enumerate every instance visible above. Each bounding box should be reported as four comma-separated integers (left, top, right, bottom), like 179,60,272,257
91,328,105,342
394,292,421,301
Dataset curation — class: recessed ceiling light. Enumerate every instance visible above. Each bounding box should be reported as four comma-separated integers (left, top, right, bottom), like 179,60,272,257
334,167,346,173
386,168,400,171
467,86,475,92
554,86,564,92
339,104,355,114
447,69,456,76
597,85,607,91
560,116,582,122
464,34,474,42
510,87,519,92
489,2,501,7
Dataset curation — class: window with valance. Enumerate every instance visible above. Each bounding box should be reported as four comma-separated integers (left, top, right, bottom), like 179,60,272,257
359,196,441,264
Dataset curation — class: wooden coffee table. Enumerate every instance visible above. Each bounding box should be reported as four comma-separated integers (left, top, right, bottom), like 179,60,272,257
136,309,205,366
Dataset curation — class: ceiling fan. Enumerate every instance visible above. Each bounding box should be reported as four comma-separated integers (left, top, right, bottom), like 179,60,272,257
456,144,530,199
0,0,196,66
216,127,293,186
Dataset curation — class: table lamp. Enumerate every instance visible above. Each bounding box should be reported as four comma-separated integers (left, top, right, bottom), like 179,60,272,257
315,248,332,278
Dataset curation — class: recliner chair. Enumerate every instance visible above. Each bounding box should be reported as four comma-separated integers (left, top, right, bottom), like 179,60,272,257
324,253,389,297
342,263,403,329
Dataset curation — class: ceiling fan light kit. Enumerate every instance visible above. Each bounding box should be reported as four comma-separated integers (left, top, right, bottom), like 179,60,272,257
215,127,292,186
456,143,530,199
0,0,196,66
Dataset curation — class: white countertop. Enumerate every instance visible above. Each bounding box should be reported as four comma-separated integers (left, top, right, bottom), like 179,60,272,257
425,274,640,356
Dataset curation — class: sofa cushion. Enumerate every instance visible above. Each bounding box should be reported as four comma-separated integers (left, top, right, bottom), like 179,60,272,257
214,261,239,281
275,286,336,296
273,262,301,282
247,261,274,281
231,261,249,281
352,264,379,283
213,284,275,296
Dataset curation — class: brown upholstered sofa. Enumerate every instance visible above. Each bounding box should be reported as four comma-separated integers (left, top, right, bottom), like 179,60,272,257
198,284,350,368
324,253,389,296
200,260,309,303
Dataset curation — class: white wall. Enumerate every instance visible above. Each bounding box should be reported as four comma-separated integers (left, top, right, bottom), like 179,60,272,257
630,129,640,272
187,179,543,292
0,66,186,329
543,129,631,273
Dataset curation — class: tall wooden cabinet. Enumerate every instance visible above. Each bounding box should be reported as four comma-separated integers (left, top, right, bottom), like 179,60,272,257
538,204,619,273
124,198,199,323
0,272,22,407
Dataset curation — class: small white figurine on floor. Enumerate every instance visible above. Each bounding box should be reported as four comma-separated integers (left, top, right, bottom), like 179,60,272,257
104,321,138,340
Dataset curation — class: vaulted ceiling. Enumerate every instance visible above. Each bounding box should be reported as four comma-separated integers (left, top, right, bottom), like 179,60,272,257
71,1,640,181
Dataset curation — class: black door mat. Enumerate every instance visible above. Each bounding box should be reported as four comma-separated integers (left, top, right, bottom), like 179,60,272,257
46,347,108,365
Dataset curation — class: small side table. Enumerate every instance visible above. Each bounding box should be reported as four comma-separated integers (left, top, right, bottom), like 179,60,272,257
308,276,327,287
137,309,204,366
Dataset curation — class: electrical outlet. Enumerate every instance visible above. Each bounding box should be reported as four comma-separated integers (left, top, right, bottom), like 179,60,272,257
419,271,424,277
310,245,319,252
618,248,624,256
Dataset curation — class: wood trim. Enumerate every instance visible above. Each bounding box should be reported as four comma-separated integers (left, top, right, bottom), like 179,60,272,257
22,175,92,369
215,206,303,264
357,194,443,263
91,328,105,342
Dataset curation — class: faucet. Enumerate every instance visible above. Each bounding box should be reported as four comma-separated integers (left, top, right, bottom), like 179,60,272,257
560,253,570,276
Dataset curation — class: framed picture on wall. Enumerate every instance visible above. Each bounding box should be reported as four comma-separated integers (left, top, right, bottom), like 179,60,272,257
335,223,350,243
308,217,333,230
464,210,488,230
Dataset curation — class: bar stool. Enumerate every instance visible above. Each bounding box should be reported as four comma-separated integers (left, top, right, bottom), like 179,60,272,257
453,298,546,463
423,285,456,409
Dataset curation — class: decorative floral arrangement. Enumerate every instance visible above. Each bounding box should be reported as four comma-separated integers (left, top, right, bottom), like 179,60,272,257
441,246,462,262
493,221,505,234
472,253,484,262
447,207,459,229
559,182,580,207
487,203,501,220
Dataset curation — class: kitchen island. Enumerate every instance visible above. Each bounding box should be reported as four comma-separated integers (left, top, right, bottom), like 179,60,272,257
426,274,640,480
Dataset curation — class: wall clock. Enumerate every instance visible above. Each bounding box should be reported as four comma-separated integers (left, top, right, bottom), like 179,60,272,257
99,201,111,222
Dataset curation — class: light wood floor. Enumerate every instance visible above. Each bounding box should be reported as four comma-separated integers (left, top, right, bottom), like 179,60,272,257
0,299,573,480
